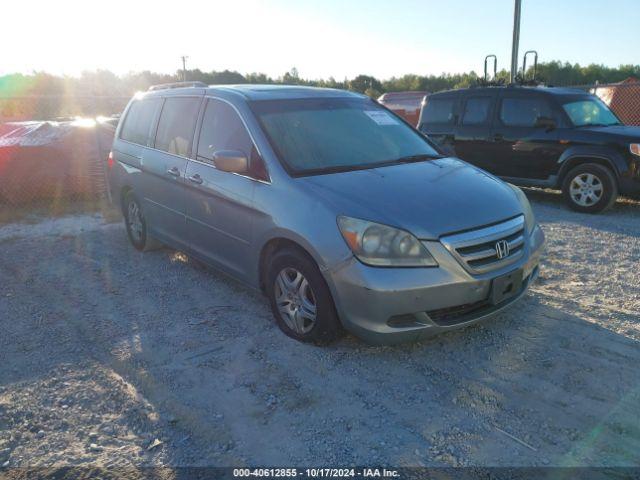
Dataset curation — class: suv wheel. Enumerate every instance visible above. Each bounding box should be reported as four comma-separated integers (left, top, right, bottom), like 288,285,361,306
562,163,617,213
123,192,161,251
266,247,343,344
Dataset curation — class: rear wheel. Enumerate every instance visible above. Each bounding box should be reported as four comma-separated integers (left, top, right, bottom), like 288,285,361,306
123,192,161,251
562,163,617,213
266,247,343,344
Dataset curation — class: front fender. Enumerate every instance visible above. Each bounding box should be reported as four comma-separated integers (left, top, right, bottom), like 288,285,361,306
557,145,628,180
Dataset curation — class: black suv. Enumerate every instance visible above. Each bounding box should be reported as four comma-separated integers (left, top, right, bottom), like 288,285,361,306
418,86,640,213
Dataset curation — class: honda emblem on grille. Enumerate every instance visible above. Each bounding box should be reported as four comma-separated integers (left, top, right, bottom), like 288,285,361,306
495,240,510,259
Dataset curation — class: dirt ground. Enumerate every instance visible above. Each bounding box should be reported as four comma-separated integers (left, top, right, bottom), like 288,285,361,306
0,190,639,469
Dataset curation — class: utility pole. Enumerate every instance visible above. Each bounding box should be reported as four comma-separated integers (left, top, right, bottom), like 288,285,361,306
510,0,522,84
181,56,189,81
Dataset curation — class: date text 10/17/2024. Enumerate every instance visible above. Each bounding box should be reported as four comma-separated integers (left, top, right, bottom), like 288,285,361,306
233,468,400,478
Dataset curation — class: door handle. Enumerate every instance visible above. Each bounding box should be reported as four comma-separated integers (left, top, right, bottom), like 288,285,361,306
188,173,203,185
166,166,181,177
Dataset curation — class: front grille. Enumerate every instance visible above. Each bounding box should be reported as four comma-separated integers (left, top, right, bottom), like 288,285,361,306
440,216,526,274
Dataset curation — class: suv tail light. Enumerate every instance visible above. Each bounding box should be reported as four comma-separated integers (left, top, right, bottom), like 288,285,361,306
107,151,114,169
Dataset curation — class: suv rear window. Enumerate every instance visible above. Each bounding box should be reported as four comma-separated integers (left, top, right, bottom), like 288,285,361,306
499,97,552,127
120,98,161,146
155,97,201,157
461,97,491,125
421,97,456,125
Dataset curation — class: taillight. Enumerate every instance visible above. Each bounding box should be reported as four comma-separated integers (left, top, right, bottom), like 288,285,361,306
107,151,114,169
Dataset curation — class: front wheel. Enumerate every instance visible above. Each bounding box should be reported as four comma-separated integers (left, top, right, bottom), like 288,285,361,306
266,248,343,344
562,163,617,213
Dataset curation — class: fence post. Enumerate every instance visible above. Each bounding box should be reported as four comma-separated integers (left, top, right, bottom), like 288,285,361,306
92,95,113,205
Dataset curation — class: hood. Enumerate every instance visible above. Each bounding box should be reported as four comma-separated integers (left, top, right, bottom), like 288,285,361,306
299,158,523,239
577,124,640,142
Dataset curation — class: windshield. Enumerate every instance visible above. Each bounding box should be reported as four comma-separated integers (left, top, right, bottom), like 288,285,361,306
562,97,621,127
250,97,440,175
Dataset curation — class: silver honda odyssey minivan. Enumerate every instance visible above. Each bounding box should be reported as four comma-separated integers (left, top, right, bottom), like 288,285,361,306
109,82,544,344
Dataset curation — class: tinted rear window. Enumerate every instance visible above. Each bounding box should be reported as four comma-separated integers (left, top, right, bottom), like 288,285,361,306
461,97,491,125
421,97,456,124
155,97,201,157
499,97,552,127
120,98,161,146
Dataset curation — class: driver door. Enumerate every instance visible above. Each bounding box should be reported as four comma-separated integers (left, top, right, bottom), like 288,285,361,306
184,98,268,280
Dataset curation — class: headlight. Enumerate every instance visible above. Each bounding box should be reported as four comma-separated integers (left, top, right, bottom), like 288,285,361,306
508,184,536,234
337,216,438,267
631,144,640,157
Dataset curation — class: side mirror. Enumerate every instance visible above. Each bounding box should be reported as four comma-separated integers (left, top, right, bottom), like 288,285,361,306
534,116,556,131
212,150,248,174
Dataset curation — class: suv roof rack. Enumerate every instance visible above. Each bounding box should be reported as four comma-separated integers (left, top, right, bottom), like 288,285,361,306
472,52,545,88
522,50,538,82
484,54,498,82
470,55,507,88
148,81,208,91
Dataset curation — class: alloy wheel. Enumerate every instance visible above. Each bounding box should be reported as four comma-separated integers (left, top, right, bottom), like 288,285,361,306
569,173,603,207
274,267,317,334
127,201,144,243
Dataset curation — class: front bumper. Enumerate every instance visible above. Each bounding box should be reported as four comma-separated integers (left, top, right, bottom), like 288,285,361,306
325,225,545,345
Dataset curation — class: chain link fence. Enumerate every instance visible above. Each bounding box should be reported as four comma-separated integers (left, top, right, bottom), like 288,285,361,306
0,96,126,206
591,81,640,126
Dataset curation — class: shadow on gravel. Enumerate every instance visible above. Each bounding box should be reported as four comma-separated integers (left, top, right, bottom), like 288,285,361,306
1,214,639,467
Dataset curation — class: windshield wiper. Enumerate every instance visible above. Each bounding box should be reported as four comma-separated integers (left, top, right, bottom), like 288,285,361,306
576,122,620,128
293,154,444,177
392,154,443,164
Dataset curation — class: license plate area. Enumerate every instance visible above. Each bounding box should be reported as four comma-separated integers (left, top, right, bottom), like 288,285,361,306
491,269,523,305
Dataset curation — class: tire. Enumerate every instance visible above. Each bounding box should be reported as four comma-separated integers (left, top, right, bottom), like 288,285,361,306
123,191,162,251
265,247,343,344
561,163,618,213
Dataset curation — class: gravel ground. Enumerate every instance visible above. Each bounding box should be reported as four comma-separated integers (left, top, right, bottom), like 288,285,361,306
0,191,639,469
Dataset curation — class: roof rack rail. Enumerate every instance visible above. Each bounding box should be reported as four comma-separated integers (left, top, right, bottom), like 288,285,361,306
472,52,546,88
484,54,497,82
470,54,507,88
522,50,538,82
147,81,208,91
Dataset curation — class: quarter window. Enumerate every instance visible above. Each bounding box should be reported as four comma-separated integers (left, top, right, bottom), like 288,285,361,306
120,98,161,146
461,97,491,125
500,97,552,127
421,97,456,125
155,97,201,157
197,99,268,181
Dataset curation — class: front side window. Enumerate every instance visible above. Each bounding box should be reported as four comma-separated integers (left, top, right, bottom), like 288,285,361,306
421,97,456,125
461,97,491,126
562,98,620,127
155,97,201,157
120,98,161,146
197,98,268,181
251,97,440,176
500,97,552,127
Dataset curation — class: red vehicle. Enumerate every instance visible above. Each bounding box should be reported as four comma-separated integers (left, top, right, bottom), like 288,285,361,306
378,91,428,126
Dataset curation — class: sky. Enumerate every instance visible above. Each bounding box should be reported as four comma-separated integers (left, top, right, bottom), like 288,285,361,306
1,0,638,80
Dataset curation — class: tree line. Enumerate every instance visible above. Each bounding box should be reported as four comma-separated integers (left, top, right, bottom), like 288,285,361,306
0,61,638,120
